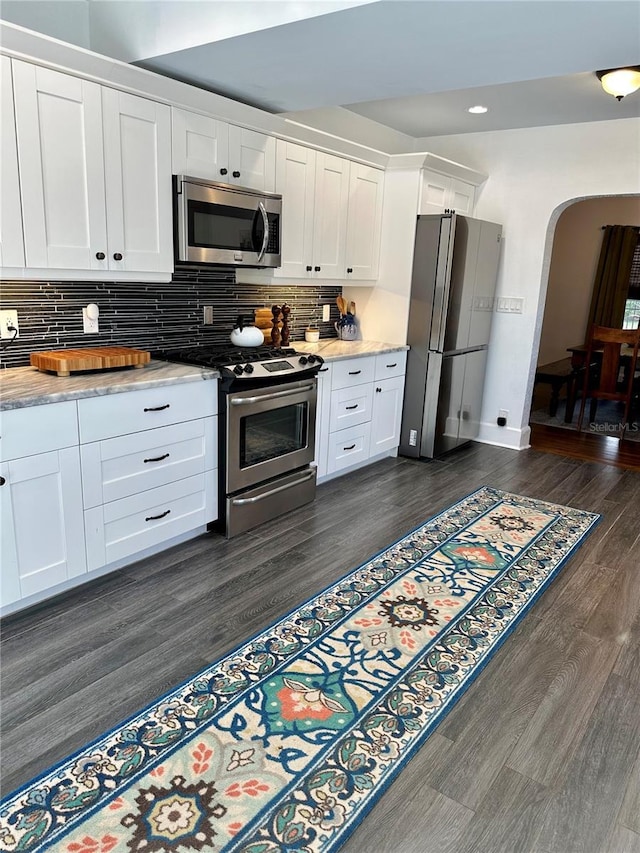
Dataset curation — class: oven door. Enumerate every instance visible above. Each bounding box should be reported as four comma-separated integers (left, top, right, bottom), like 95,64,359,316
176,178,281,267
226,379,317,494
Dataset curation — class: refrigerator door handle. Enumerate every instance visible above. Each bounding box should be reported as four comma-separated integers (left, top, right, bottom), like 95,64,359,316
429,214,456,352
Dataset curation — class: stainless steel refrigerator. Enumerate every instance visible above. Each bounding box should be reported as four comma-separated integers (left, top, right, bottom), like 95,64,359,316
399,213,502,459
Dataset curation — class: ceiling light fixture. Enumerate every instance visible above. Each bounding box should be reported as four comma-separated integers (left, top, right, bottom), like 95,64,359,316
596,66,640,101
468,105,488,114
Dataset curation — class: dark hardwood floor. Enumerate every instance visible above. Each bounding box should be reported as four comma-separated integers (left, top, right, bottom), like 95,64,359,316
2,442,639,853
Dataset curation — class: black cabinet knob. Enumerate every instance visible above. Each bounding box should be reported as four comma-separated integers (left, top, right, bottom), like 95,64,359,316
113,252,123,261
306,265,313,272
0,476,5,486
376,387,382,393
233,170,241,178
220,168,228,175
314,266,321,272
96,252,105,260
347,267,353,273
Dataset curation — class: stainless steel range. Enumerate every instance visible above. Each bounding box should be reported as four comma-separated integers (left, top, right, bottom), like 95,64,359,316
154,345,324,537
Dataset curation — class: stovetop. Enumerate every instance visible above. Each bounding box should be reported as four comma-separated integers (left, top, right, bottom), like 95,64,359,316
152,344,324,385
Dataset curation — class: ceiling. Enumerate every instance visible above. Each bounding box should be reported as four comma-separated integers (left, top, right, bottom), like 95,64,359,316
1,0,639,144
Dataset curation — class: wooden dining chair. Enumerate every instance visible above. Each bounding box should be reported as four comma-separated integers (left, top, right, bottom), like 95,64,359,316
577,325,640,439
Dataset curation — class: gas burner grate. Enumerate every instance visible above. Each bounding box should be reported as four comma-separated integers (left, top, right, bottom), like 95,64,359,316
152,345,300,369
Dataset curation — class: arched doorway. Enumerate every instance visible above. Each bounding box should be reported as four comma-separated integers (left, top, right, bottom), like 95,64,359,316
529,195,640,443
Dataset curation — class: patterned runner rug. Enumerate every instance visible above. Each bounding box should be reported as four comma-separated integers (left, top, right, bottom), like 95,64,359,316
0,487,599,853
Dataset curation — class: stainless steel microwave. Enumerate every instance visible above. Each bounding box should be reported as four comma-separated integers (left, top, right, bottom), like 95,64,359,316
174,175,282,267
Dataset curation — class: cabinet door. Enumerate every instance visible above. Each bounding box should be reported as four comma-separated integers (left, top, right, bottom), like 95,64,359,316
171,108,229,182
420,169,452,214
450,178,475,215
345,164,384,280
0,57,25,268
102,89,172,273
13,60,108,270
314,363,332,479
274,140,316,279
228,125,276,192
370,375,405,455
312,153,349,279
0,448,86,608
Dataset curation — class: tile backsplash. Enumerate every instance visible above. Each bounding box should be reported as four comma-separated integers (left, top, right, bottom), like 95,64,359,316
0,266,343,369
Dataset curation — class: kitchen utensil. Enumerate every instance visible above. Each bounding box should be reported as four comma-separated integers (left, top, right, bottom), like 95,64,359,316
230,315,264,347
348,301,356,315
30,347,150,377
336,295,347,316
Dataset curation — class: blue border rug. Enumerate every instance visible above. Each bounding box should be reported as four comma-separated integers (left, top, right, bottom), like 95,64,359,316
0,487,599,852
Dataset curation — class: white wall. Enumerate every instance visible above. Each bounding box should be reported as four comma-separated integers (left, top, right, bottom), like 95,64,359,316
354,117,640,451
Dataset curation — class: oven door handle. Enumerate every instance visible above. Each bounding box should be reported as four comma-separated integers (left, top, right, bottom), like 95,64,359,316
230,470,316,505
256,201,269,262
230,384,315,405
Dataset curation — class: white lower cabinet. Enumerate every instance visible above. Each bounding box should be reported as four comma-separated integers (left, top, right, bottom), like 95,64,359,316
78,382,218,573
0,401,86,608
0,380,218,613
371,375,405,454
84,474,215,571
316,352,407,481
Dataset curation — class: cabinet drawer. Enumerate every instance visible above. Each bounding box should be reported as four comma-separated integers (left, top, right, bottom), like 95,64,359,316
0,401,78,460
330,384,373,432
327,422,372,474
81,417,217,508
331,356,375,390
84,473,216,571
78,382,217,442
374,351,407,381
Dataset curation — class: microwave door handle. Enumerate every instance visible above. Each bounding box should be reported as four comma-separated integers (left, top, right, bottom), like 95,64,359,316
256,201,269,262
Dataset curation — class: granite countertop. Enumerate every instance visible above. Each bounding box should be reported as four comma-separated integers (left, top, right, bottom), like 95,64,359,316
0,361,219,411
294,339,409,362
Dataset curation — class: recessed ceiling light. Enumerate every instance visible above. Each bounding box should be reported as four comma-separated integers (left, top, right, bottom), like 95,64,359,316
468,105,488,114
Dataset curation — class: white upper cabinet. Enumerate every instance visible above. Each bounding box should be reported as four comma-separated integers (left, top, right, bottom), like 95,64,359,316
102,88,172,273
274,140,316,278
228,125,276,192
420,168,475,216
275,140,383,281
172,108,275,192
13,60,108,270
311,152,350,279
0,56,25,268
11,59,172,277
345,163,384,280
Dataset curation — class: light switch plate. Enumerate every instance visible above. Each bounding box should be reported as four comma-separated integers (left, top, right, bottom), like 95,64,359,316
322,304,331,322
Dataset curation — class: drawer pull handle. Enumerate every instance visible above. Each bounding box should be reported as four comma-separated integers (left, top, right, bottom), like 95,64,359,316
348,370,361,375
145,509,171,522
386,363,397,368
345,404,358,410
144,404,170,412
343,443,356,451
144,453,170,463
0,476,5,486
319,367,329,372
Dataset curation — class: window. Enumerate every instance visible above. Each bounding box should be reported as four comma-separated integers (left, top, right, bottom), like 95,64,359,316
623,235,640,329
623,298,640,329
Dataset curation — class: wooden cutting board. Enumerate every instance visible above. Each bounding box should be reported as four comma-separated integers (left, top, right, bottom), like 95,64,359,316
31,347,151,377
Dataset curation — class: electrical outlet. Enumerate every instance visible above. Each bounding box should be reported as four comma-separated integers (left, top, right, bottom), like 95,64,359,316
203,306,214,325
322,304,330,322
409,429,418,446
0,309,19,339
82,304,100,334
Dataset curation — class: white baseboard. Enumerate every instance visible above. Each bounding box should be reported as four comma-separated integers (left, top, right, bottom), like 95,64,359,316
476,422,531,451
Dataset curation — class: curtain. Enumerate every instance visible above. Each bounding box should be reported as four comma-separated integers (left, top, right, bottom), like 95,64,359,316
587,225,639,330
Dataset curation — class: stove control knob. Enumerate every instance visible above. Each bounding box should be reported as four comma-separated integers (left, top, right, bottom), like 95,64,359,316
298,356,308,365
244,363,254,374
307,354,317,364
233,364,244,375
